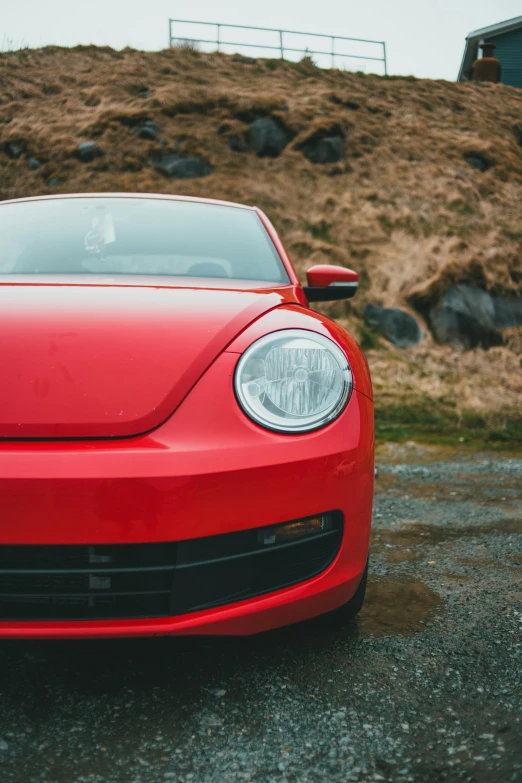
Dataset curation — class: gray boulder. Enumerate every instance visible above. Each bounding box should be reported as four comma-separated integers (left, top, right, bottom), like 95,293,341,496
248,118,291,158
27,157,41,170
228,135,249,153
493,297,522,328
76,141,102,163
154,155,212,179
301,135,344,164
464,153,490,172
4,142,23,159
364,304,425,348
47,177,62,187
429,285,501,350
428,285,522,349
133,119,159,140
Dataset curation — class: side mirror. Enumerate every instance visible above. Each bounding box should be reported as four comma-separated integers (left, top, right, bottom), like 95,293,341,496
303,264,358,302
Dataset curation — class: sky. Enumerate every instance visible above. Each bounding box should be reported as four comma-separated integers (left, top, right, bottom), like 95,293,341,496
2,0,521,80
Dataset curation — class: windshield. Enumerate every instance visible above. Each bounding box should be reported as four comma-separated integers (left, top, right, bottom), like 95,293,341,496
0,197,289,285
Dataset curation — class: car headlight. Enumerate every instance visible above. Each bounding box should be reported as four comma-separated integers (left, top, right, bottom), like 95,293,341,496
234,329,352,433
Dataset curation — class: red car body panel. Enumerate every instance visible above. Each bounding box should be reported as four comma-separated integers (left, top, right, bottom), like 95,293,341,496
0,283,300,439
0,194,374,638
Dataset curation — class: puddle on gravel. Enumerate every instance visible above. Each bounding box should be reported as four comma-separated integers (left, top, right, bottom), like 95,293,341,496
362,516,522,636
358,578,443,638
372,518,522,554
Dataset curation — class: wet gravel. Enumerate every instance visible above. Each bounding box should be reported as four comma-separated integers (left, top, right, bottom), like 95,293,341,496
0,443,520,783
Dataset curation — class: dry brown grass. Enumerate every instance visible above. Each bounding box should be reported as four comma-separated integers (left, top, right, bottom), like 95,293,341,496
1,45,521,437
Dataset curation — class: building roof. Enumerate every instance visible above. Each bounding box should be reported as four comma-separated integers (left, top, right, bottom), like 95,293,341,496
458,15,522,81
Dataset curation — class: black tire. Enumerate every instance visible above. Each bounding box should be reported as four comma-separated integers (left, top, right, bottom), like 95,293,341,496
319,558,369,627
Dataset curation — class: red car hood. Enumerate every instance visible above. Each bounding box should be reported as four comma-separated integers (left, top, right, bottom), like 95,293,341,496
1,281,297,439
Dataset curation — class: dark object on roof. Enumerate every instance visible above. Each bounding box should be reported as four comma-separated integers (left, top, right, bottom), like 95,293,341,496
458,15,522,88
472,42,501,83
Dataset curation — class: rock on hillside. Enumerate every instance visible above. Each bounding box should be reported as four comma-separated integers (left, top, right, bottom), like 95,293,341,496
1,45,522,355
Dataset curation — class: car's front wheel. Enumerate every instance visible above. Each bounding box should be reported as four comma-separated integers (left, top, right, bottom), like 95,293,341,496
320,558,369,627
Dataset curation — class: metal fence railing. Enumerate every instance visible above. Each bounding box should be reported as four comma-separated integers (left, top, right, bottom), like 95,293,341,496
168,19,387,75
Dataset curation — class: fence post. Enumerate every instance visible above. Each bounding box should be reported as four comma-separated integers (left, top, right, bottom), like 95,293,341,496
168,19,172,48
383,41,387,76
217,24,221,52
331,36,335,68
279,30,284,60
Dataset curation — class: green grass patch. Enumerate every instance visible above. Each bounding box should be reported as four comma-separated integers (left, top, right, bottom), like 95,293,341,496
375,399,522,451
303,219,333,243
359,324,382,351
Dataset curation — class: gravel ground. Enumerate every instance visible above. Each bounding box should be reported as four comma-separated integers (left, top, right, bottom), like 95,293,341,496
0,443,520,783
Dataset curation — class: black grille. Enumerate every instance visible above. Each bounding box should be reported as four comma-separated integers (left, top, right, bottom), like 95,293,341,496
0,514,343,621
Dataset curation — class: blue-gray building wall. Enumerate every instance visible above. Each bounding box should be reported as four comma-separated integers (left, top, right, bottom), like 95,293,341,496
489,28,522,88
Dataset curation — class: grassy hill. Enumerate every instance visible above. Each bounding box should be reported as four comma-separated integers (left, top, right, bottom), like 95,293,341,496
1,45,522,447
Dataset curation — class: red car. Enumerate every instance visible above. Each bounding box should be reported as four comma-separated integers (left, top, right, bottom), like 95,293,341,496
0,194,373,638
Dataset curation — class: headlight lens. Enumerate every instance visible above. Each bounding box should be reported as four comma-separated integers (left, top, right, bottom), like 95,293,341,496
234,329,352,433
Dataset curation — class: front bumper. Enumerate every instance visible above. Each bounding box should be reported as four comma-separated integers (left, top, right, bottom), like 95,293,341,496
0,353,374,637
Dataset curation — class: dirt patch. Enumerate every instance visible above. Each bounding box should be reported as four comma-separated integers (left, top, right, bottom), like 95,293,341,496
373,519,522,552
376,475,522,505
359,578,443,637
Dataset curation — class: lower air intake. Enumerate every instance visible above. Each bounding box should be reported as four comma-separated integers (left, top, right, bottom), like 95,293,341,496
0,513,343,621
